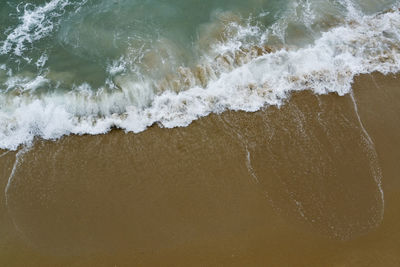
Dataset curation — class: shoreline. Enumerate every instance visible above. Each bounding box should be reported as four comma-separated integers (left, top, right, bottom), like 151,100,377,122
0,72,399,266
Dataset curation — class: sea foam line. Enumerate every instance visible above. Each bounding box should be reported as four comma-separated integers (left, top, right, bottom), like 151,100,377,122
350,91,385,219
4,145,31,237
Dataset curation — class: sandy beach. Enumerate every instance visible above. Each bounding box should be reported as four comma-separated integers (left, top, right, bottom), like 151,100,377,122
0,72,399,266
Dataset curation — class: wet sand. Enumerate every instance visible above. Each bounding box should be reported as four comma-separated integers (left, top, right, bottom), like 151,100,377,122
0,72,399,266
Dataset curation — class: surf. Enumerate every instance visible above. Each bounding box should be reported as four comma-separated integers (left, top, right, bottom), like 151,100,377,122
0,0,399,150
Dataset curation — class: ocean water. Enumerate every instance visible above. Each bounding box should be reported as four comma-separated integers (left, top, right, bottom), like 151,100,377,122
0,0,399,150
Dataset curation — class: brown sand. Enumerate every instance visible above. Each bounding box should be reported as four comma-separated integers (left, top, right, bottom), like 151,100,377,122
0,72,399,266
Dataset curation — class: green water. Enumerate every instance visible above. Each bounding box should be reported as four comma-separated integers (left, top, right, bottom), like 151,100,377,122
0,0,399,150
0,0,288,91
1,0,397,93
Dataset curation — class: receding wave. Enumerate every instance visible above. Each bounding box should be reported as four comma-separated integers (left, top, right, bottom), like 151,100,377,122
0,0,399,150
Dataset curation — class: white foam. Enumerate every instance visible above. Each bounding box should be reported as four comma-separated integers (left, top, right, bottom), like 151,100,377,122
0,4,399,150
36,53,48,69
0,0,84,58
4,75,49,92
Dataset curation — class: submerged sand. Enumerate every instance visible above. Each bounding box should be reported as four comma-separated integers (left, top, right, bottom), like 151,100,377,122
0,73,399,266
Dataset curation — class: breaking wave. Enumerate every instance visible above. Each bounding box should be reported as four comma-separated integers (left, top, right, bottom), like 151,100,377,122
0,0,399,150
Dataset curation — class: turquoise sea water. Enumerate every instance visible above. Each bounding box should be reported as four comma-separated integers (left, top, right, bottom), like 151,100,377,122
0,0,399,149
